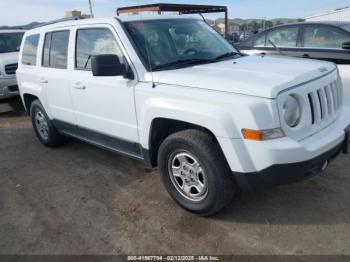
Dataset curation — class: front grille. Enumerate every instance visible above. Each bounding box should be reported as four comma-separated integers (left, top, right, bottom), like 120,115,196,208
8,85,19,92
307,78,342,126
5,63,18,75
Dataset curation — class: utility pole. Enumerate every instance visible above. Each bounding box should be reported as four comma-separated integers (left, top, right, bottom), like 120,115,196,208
263,17,266,30
88,0,94,18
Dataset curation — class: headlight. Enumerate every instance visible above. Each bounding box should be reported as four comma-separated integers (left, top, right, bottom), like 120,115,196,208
283,95,301,128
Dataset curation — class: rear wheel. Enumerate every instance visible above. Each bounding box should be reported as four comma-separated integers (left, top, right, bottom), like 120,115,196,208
158,129,237,216
30,100,65,147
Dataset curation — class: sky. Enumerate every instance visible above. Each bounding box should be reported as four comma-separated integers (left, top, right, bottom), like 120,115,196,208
0,0,349,26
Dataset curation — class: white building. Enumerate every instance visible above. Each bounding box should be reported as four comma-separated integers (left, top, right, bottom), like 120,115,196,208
306,7,350,22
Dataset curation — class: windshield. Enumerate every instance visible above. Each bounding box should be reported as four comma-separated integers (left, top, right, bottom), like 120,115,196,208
341,24,350,33
0,32,24,53
124,19,239,71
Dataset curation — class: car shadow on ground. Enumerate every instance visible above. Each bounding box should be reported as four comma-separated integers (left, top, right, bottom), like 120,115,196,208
214,157,350,225
61,137,350,226
0,97,26,117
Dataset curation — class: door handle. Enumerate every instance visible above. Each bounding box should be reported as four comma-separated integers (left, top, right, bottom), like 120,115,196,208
39,78,48,84
302,54,310,58
72,82,86,90
260,52,266,56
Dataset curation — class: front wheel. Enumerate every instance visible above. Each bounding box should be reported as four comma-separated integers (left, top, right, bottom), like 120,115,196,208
158,129,237,216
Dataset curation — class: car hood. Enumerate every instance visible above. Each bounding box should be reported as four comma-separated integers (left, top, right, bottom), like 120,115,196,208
0,51,19,66
146,55,337,99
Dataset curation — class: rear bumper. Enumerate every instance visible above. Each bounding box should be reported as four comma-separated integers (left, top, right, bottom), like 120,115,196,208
234,140,345,191
0,77,19,99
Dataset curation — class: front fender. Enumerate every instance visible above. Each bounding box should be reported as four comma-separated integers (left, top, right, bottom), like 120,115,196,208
136,84,280,149
135,84,280,172
138,97,239,149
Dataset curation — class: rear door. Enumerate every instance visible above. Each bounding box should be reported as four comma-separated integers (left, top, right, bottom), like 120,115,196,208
300,24,350,64
300,24,350,105
40,30,76,125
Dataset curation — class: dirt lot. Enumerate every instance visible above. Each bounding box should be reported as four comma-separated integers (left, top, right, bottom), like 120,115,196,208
0,97,350,255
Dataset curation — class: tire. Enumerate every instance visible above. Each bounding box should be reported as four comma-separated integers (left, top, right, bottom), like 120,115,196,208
30,100,65,147
158,129,237,216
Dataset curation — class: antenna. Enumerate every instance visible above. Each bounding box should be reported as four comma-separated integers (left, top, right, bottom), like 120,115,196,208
88,0,94,18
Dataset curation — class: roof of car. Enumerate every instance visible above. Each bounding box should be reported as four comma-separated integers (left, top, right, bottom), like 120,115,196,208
271,21,350,28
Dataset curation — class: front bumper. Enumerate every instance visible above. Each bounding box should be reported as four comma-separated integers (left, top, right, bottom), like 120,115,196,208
218,106,350,191
234,140,345,191
0,77,19,99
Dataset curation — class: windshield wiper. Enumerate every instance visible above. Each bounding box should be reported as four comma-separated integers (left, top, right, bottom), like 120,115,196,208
152,58,214,71
84,55,92,68
213,52,240,61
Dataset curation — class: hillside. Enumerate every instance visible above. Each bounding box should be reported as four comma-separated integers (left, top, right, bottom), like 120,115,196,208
0,22,43,30
212,17,303,25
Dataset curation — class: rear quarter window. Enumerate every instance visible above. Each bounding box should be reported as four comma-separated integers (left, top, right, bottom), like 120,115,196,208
21,34,40,66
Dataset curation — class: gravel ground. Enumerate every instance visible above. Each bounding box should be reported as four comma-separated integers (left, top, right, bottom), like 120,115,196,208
0,97,350,255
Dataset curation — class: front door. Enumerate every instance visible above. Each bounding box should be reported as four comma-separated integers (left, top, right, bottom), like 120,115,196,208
70,25,140,158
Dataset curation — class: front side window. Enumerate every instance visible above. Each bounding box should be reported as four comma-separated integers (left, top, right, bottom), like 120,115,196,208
21,34,40,66
75,28,123,70
124,19,239,71
304,26,350,49
254,34,266,47
0,32,24,53
42,30,69,69
266,27,299,47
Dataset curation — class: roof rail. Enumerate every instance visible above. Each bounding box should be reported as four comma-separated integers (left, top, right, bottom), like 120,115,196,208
33,16,86,28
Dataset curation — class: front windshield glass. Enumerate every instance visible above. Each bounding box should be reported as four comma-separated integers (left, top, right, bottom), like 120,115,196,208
0,32,24,53
124,19,239,71
341,24,350,33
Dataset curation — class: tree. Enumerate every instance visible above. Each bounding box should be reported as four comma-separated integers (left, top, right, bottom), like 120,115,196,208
275,20,283,26
265,20,273,29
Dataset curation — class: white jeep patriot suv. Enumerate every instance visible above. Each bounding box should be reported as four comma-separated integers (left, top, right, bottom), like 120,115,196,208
16,16,350,216
0,30,25,99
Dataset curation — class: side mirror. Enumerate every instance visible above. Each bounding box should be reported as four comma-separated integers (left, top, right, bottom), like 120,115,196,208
91,54,134,79
342,42,350,50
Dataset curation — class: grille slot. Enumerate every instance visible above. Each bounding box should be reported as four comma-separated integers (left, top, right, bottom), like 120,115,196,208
317,90,324,120
308,94,315,125
5,63,18,75
8,85,19,92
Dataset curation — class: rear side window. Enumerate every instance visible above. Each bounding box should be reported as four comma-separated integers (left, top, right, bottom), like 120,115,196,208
304,25,350,49
75,28,124,70
254,34,266,47
42,30,70,69
21,34,40,66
